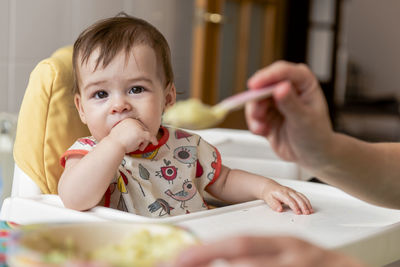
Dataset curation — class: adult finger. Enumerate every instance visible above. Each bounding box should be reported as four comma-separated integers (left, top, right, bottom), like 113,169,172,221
273,81,307,124
173,236,283,267
245,98,270,136
247,61,315,93
212,256,276,267
245,96,282,137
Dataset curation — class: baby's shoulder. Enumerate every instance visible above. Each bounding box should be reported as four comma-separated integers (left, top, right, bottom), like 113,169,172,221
76,136,97,147
166,126,202,144
68,136,97,151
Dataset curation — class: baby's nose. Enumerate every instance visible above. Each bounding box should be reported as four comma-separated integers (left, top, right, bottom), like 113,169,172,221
111,96,131,113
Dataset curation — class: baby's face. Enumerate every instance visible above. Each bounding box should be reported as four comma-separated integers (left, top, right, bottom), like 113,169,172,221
75,45,175,141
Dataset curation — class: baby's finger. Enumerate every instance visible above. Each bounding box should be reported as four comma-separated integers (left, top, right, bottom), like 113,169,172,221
288,192,312,215
297,192,313,213
265,196,283,212
139,141,149,151
273,192,301,214
150,135,159,146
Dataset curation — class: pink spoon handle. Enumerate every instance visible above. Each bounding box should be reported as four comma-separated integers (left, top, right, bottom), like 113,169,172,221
215,86,275,111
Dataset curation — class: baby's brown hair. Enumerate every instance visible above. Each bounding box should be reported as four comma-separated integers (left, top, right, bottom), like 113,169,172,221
72,13,174,94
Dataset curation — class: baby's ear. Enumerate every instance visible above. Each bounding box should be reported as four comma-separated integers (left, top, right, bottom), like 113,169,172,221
74,94,87,125
164,83,176,110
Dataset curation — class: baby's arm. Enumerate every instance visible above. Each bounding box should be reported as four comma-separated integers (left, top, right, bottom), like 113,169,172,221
58,118,158,211
206,166,313,215
59,137,125,210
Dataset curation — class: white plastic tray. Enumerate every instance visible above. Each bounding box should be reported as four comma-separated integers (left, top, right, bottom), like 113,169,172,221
194,128,311,180
2,178,400,266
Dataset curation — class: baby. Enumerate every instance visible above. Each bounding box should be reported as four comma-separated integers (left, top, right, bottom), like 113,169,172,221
59,14,313,217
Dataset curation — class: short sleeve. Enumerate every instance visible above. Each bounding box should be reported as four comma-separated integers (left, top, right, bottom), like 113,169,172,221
195,137,222,191
60,137,97,167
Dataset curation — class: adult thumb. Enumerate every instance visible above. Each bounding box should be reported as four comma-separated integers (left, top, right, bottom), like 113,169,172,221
274,81,305,121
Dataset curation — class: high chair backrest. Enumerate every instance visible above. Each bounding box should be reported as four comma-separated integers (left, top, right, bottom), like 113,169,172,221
13,46,90,194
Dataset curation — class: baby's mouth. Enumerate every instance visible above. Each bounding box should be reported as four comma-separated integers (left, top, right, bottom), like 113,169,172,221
112,120,122,128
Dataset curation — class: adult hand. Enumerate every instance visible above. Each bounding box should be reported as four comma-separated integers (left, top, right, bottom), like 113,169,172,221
169,236,365,267
245,61,334,170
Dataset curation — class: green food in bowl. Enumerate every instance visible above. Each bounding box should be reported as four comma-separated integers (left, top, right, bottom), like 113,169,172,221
8,223,197,267
90,228,192,266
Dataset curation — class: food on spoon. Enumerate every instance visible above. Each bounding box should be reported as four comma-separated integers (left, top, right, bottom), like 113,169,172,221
163,87,274,130
163,98,227,129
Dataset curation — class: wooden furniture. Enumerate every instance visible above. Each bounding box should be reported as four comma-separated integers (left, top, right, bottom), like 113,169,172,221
190,0,287,129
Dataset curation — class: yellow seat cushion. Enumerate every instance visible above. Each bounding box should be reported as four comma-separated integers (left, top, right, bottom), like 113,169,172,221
13,46,90,194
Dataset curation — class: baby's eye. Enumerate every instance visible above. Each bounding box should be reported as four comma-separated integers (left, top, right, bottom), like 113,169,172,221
129,86,145,94
94,91,108,99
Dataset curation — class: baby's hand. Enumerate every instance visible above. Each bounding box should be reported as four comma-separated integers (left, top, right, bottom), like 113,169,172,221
109,118,158,153
261,180,313,215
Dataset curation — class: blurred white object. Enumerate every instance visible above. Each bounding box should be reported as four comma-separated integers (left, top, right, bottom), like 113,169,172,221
193,128,313,180
0,113,17,205
11,163,42,197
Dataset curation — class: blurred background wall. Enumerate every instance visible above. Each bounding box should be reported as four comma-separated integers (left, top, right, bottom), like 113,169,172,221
0,0,399,135
0,0,194,203
0,0,194,114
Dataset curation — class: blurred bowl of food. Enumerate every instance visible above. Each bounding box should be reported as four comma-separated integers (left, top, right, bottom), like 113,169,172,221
7,222,197,267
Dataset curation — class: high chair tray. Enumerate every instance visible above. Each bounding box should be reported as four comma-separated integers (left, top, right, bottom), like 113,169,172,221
1,179,400,266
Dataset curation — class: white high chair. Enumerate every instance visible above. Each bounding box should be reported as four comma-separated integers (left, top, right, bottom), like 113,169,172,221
4,45,303,205
7,45,305,200
10,46,90,198
2,47,400,266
